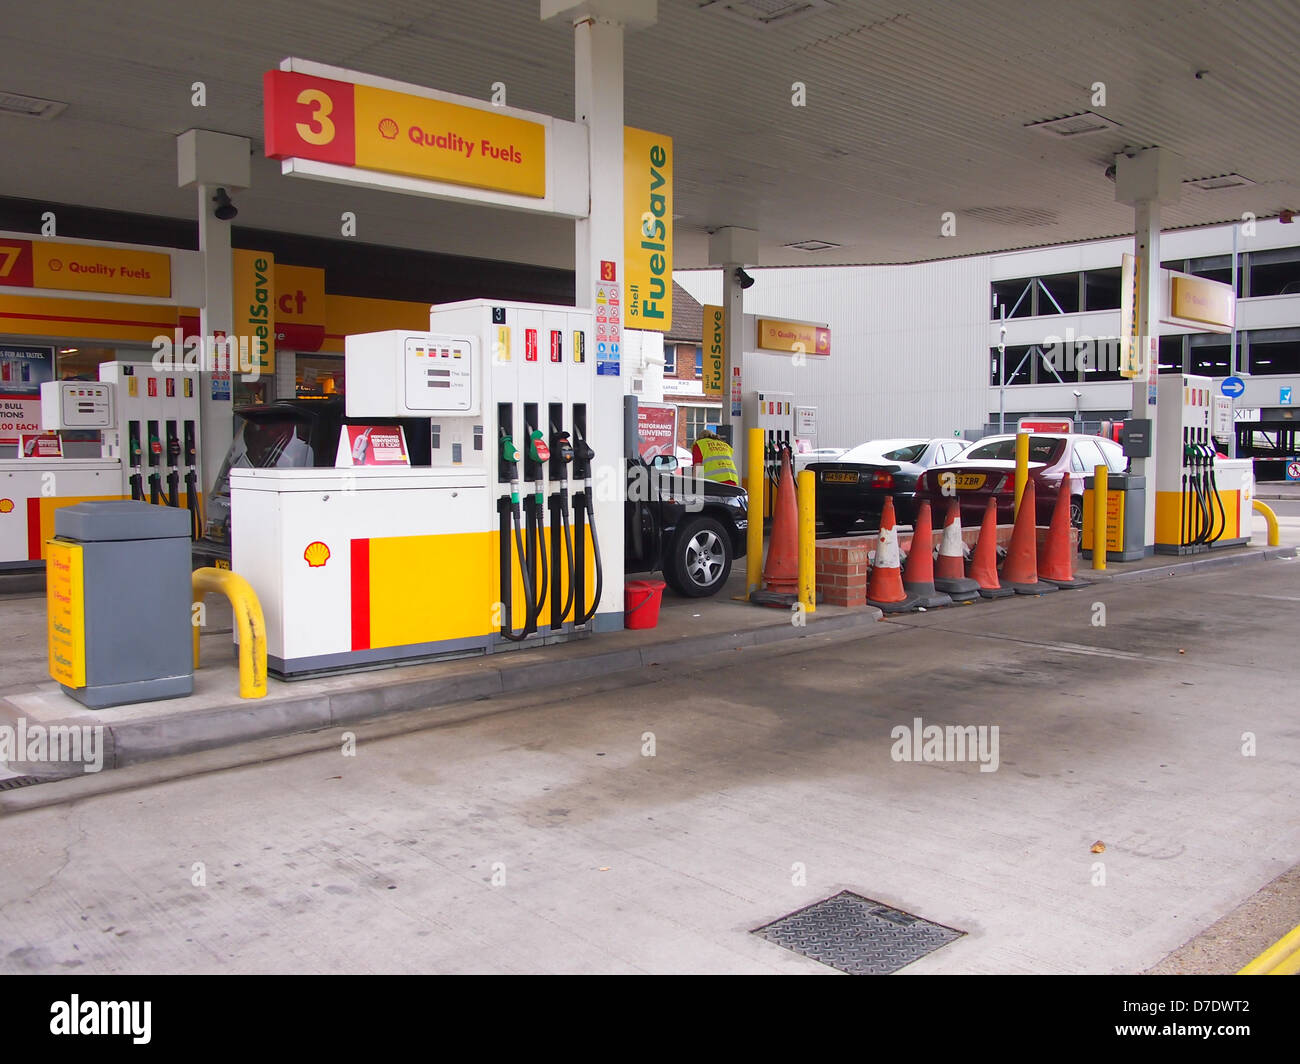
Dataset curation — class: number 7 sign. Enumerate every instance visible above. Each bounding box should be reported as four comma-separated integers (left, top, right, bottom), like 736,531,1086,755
0,240,34,288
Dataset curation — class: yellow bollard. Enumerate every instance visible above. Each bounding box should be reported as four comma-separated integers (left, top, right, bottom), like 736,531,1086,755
797,469,816,614
1253,499,1280,547
192,566,268,699
746,427,764,599
1092,464,1108,571
1014,430,1029,518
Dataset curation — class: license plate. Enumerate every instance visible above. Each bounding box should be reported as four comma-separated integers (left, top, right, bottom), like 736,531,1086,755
823,471,859,484
954,473,986,490
215,558,231,570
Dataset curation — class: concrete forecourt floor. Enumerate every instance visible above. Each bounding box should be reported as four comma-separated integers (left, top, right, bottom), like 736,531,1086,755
0,527,1296,974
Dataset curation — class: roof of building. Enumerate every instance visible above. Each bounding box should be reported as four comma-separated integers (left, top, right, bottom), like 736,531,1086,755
666,282,704,344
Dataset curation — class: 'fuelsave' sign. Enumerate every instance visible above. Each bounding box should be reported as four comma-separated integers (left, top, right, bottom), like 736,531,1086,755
624,128,672,332
264,70,546,198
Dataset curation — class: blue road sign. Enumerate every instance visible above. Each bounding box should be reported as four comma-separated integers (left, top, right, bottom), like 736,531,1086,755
1221,375,1245,398
1282,387,1294,406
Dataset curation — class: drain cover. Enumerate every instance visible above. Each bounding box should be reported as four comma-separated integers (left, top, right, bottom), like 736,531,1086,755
0,775,48,791
753,891,963,974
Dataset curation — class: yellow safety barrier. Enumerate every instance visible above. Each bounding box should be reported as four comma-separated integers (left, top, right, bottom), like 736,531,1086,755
1092,464,1108,571
797,469,816,614
746,427,765,599
1253,499,1280,547
1014,431,1029,518
192,566,267,699
1238,922,1300,975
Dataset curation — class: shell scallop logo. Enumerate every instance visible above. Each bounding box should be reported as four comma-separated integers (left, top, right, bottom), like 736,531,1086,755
303,541,331,568
0,499,13,514
377,117,399,140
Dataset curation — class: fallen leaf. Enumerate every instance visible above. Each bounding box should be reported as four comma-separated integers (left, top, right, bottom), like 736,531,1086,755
1091,841,1106,854
599,866,611,872
1178,648,1185,655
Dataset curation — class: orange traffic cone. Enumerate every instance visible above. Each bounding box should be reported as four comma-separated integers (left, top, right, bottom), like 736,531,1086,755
933,498,983,603
968,497,1013,599
901,500,952,608
751,446,800,608
1039,478,1089,588
866,497,914,614
1000,480,1056,595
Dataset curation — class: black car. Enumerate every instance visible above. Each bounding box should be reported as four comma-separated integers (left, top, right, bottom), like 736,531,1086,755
625,455,748,598
810,437,970,533
195,398,748,599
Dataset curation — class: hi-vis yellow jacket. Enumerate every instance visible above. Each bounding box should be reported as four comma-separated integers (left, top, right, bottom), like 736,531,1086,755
693,437,740,484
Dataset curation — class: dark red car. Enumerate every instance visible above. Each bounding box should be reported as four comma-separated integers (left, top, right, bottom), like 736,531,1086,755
916,433,1127,528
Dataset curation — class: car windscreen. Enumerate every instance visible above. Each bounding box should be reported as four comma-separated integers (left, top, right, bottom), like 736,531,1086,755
211,414,317,498
962,436,1066,464
841,440,925,464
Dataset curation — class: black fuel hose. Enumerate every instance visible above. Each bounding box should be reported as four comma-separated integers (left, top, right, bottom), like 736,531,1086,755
532,487,549,619
575,483,603,626
500,498,538,642
558,490,575,623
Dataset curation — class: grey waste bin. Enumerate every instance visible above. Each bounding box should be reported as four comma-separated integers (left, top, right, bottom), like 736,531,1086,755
47,500,194,709
1081,473,1146,563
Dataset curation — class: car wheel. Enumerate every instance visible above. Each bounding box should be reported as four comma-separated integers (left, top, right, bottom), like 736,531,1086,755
665,516,733,597
1070,496,1083,530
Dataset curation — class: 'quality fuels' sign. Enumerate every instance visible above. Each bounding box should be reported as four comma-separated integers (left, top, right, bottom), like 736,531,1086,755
264,70,546,198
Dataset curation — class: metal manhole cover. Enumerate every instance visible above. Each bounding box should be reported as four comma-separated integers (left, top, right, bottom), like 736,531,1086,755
753,891,964,974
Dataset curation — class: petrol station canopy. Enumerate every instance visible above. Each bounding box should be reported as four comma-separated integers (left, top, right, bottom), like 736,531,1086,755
2,0,1298,270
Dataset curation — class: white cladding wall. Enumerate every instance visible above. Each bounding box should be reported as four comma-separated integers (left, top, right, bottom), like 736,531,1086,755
678,218,1300,442
676,258,991,449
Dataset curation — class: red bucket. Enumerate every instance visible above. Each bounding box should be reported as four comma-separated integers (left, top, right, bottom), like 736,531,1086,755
624,579,666,630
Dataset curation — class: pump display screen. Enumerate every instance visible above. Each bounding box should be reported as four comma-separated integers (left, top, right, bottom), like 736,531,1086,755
404,335,472,411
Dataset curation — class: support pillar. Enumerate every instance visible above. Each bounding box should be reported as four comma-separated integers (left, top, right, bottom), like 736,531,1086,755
177,130,250,496
545,0,657,620
1115,147,1183,551
709,226,759,470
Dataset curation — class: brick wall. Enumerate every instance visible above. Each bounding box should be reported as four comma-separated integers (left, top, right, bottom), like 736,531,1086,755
815,525,1080,607
814,538,870,607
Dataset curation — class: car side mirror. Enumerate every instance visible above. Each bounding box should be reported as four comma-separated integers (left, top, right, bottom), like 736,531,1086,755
650,454,678,472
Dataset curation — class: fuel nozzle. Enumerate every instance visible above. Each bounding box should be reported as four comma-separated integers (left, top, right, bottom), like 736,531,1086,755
526,426,550,503
572,432,595,482
550,426,574,479
500,430,521,500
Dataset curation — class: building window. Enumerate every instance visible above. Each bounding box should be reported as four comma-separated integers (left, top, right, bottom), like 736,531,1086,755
1246,327,1300,375
1247,246,1300,298
1158,334,1186,375
695,346,703,379
683,405,722,441
663,344,676,374
1037,273,1081,314
1077,337,1124,383
991,278,1034,320
1189,333,1231,378
1083,267,1122,311
990,345,1034,386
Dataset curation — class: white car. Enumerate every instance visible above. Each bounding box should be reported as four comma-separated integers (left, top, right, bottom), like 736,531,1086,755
794,447,847,473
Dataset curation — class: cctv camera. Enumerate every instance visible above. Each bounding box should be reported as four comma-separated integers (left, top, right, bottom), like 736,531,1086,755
212,187,238,221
